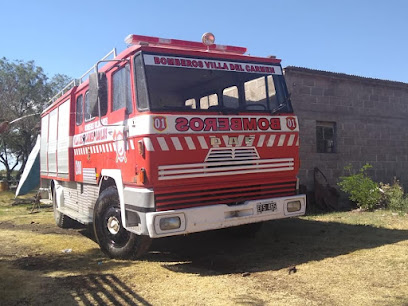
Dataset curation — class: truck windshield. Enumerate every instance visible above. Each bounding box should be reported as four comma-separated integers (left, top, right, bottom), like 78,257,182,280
135,53,293,113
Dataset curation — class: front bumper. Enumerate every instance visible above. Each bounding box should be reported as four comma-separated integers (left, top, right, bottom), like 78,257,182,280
145,194,306,238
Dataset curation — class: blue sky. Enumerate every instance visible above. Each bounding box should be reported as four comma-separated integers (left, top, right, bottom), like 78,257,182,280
1,0,408,83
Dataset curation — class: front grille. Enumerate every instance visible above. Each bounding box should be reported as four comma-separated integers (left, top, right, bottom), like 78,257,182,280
205,147,259,162
158,147,294,181
154,180,297,211
158,157,294,181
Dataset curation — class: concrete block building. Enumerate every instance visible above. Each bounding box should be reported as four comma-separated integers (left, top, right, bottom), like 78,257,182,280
284,67,408,195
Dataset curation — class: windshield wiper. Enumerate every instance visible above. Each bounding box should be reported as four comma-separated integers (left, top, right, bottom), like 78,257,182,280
207,105,239,115
270,93,291,115
221,107,239,115
155,106,192,111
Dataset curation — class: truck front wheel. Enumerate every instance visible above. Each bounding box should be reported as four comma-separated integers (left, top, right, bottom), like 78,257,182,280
93,186,151,259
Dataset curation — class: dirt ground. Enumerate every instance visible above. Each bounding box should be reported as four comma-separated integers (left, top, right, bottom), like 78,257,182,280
1,192,408,305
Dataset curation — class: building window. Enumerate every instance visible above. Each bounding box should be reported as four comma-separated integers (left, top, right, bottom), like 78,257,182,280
316,121,336,153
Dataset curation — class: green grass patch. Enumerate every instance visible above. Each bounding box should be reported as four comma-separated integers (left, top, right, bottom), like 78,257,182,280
1,191,408,305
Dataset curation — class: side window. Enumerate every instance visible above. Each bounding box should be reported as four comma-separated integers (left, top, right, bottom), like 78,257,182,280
112,64,133,113
135,54,148,110
84,91,93,122
267,75,278,108
223,86,239,109
316,121,336,153
244,76,268,110
200,94,218,109
76,95,83,125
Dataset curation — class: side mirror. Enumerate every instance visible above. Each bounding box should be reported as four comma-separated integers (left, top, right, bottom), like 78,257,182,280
88,72,107,117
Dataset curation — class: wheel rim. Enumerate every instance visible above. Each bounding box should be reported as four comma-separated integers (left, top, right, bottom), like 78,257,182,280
102,206,130,247
107,216,120,235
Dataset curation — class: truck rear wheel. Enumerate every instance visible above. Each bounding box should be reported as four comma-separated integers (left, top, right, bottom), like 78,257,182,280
93,186,152,259
53,188,74,228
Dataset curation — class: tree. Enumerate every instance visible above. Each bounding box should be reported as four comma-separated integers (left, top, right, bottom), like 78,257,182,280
0,58,71,181
49,73,73,96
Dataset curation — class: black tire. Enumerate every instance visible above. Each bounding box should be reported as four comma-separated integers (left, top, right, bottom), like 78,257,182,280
93,186,152,259
53,187,74,228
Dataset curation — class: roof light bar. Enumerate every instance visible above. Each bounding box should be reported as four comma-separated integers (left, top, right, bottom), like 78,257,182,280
124,34,247,55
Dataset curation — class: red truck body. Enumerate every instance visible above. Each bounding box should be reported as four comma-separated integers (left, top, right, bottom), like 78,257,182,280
40,34,306,258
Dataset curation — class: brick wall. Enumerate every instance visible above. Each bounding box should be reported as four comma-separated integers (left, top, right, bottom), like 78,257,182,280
284,67,408,192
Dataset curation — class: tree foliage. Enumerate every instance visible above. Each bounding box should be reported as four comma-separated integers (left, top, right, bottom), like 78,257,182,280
0,57,71,180
49,73,73,96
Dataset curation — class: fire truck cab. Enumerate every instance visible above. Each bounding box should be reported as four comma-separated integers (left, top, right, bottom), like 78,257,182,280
40,33,306,259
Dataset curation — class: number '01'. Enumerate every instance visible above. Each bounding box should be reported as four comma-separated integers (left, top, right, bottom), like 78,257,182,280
154,118,166,130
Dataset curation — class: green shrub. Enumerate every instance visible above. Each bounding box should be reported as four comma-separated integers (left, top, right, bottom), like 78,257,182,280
381,182,408,213
338,164,381,211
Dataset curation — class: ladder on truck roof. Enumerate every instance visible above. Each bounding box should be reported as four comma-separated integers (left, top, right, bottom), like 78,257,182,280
46,48,117,106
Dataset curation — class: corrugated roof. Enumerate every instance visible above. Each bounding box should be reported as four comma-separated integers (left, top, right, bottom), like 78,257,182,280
284,66,408,89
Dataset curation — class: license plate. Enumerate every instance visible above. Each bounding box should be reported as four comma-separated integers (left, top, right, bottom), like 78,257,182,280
257,201,277,214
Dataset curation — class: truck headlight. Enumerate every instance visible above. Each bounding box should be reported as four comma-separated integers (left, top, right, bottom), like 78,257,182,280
287,200,301,212
159,216,181,230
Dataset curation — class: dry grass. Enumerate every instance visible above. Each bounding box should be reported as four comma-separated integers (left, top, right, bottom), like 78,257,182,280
1,191,408,305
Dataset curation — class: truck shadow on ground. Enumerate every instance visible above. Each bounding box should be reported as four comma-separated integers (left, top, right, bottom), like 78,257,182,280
5,250,151,305
146,218,408,276
54,273,152,306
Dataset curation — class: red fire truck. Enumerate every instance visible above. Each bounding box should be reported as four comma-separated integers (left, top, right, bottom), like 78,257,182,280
40,33,306,259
